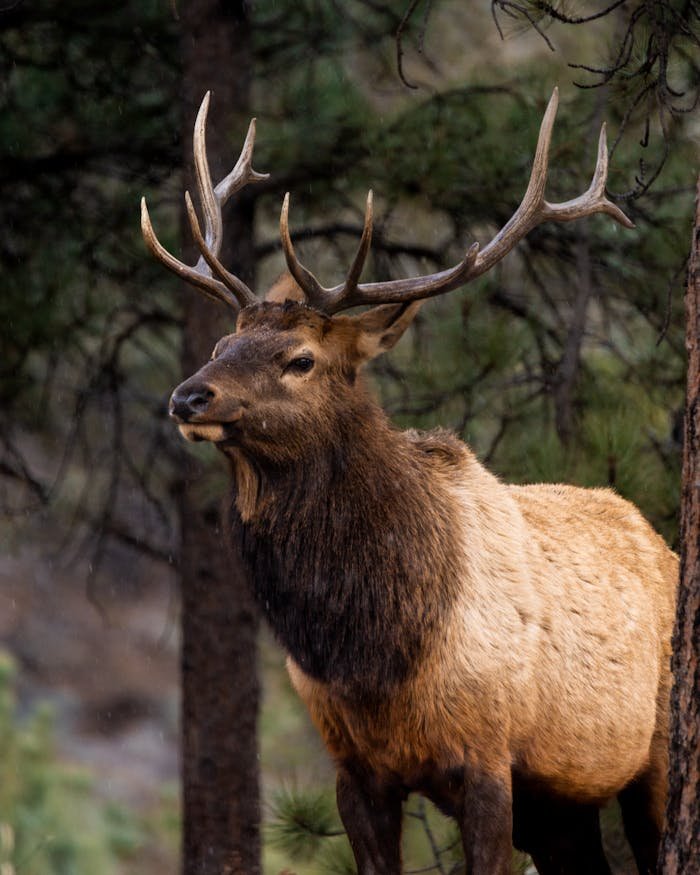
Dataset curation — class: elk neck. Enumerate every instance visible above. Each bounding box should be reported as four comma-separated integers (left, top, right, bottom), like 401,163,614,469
223,381,465,696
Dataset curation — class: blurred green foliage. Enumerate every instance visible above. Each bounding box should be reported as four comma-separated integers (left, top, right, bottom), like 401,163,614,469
0,652,181,873
0,650,144,874
268,787,345,863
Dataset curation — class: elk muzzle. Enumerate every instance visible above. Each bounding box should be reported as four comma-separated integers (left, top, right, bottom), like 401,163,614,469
169,378,244,443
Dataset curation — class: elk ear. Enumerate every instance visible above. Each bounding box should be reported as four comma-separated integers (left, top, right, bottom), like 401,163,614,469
352,302,422,362
265,272,306,303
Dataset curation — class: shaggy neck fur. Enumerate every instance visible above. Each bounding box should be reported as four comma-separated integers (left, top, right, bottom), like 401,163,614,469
225,387,463,695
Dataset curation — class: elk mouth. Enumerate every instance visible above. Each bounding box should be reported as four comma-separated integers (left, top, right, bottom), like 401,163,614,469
177,423,225,443
172,408,245,444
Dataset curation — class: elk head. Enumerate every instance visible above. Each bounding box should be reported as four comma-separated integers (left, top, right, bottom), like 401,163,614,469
141,89,632,461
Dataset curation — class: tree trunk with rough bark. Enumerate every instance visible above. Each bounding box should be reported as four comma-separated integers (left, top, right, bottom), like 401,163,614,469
659,176,700,873
179,3,260,873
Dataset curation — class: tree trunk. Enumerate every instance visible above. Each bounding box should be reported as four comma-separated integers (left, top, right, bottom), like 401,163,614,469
659,176,700,873
553,236,592,445
179,3,260,874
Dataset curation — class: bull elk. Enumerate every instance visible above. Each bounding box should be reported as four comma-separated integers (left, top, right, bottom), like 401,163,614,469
142,90,678,874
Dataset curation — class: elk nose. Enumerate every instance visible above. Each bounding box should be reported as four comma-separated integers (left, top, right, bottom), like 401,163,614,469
169,384,216,422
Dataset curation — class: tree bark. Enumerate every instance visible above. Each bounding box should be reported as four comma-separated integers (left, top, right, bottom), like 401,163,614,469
179,3,260,874
659,176,700,873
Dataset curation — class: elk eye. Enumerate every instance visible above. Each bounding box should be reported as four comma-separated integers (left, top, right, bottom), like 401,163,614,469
286,356,315,374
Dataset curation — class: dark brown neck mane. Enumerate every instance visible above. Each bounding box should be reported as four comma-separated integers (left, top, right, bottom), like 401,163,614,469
225,396,463,694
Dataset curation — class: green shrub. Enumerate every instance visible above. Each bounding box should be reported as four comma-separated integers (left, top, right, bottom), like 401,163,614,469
0,650,132,875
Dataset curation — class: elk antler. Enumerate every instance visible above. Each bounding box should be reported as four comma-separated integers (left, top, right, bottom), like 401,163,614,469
141,91,269,311
280,88,634,315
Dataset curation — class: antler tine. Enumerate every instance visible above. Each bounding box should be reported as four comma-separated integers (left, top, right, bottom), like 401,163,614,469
344,191,374,292
540,122,635,228
473,88,634,276
454,86,562,280
191,91,219,256
280,192,329,307
280,191,376,313
215,117,270,202
141,92,269,312
185,192,258,307
141,197,243,310
282,87,633,314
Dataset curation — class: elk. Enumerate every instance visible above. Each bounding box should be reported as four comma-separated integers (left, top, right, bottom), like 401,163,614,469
142,90,678,874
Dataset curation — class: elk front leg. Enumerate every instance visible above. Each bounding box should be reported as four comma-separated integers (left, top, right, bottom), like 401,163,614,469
336,763,403,875
460,757,513,875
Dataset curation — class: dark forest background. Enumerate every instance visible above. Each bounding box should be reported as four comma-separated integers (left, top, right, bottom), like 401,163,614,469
0,1,697,873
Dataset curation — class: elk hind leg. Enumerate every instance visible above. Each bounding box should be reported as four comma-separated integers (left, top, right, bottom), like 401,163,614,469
512,782,611,875
618,713,668,874
618,766,666,874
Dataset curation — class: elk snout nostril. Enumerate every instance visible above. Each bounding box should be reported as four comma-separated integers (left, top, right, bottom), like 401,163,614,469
186,389,215,411
170,384,216,421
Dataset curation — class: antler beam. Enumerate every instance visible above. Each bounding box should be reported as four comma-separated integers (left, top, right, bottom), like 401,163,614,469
280,87,633,315
141,91,269,312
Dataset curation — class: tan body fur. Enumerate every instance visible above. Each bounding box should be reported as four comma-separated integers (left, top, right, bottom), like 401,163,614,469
290,439,676,807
